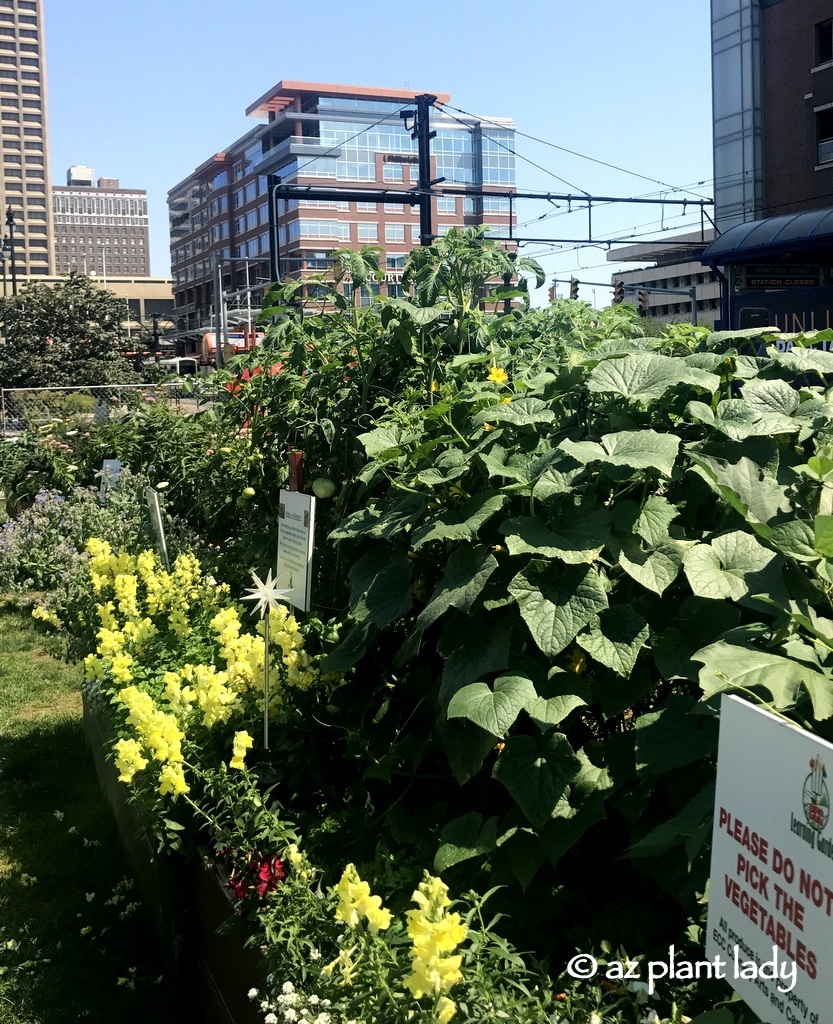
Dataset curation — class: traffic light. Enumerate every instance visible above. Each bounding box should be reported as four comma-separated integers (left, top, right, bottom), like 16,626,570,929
613,280,625,304
569,277,579,300
548,284,555,303
638,289,650,316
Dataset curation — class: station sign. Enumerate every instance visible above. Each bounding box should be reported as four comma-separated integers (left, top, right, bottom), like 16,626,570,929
741,265,822,289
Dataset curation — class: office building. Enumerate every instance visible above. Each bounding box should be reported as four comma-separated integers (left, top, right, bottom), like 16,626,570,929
52,166,151,278
0,0,54,280
168,81,517,333
611,1,833,328
701,0,833,328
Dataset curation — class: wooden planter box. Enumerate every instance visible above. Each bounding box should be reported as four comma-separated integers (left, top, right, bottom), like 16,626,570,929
83,695,266,1024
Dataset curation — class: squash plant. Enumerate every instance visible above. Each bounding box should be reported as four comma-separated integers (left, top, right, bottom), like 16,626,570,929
283,321,833,961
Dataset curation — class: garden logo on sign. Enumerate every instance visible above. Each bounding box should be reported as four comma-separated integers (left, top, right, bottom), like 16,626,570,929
803,758,828,831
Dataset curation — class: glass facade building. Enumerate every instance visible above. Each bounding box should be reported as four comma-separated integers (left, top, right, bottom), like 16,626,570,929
167,82,517,328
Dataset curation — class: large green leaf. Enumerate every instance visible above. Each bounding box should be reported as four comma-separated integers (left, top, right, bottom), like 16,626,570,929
815,515,833,558
560,430,680,478
472,397,556,428
577,606,650,677
438,616,513,705
709,399,799,440
349,548,412,627
358,422,416,458
330,495,427,541
434,813,498,873
436,718,499,785
770,519,818,562
411,492,507,549
525,671,590,732
688,454,791,535
587,352,719,402
692,641,833,720
492,732,581,828
683,530,786,607
508,561,608,657
742,377,799,416
500,508,612,564
629,783,715,858
417,546,497,629
447,673,538,736
616,536,686,595
633,695,717,776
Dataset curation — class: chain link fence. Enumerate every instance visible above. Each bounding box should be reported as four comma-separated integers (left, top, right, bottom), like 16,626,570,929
0,382,223,439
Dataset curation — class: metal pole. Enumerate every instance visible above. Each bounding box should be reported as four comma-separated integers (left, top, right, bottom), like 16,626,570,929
6,207,17,296
267,174,282,284
213,255,224,369
415,94,437,246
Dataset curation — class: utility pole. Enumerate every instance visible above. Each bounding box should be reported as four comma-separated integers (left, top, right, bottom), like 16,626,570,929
412,93,437,247
5,206,16,296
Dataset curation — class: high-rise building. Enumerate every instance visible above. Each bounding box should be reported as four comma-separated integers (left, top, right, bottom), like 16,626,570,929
610,0,833,328
168,81,517,332
0,0,54,280
702,0,833,328
52,167,151,277
711,0,833,229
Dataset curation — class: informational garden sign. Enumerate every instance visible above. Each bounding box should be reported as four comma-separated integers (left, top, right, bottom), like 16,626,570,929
706,695,833,1024
275,488,315,613
99,459,122,504
144,486,170,571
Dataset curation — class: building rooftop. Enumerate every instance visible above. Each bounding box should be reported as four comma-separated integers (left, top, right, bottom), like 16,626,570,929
245,80,452,119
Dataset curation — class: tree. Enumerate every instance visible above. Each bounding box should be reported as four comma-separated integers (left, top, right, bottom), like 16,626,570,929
0,273,150,388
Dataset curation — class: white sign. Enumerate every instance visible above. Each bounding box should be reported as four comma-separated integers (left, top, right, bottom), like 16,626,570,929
99,459,122,504
275,488,315,613
144,486,170,571
706,695,833,1024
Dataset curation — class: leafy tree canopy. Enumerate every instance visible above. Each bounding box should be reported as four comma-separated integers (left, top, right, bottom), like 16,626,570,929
0,273,150,388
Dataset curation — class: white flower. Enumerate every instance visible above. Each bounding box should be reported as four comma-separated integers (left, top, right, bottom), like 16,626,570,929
308,995,319,1006
313,1015,330,1024
248,988,260,1001
590,1014,603,1024
282,981,295,994
264,1015,278,1024
283,1011,298,1023
309,948,321,962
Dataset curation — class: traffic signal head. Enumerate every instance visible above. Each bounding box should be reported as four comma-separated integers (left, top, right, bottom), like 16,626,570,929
569,277,579,301
639,289,650,315
613,280,625,304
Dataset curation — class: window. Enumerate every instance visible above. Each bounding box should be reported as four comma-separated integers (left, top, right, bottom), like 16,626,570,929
411,224,420,243
818,108,833,164
356,202,376,212
386,253,406,270
386,203,404,213
817,19,833,66
357,222,378,242
385,223,405,243
383,163,403,182
437,196,456,215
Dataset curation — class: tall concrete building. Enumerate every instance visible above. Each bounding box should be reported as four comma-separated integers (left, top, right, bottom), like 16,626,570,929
0,0,54,281
168,81,517,333
52,166,151,277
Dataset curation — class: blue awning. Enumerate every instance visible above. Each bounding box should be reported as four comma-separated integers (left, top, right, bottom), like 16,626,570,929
701,206,833,265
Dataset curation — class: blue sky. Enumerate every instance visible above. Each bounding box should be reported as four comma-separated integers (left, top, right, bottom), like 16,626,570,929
44,0,713,303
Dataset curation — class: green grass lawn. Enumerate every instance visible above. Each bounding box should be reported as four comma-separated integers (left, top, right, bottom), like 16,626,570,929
0,602,181,1024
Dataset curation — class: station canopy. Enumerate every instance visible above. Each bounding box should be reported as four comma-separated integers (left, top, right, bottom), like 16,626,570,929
701,206,833,266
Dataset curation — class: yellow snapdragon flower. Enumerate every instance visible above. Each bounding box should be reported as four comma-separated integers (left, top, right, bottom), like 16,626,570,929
229,730,253,770
335,863,392,934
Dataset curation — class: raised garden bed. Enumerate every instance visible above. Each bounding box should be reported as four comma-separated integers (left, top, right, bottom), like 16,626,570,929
83,694,265,1024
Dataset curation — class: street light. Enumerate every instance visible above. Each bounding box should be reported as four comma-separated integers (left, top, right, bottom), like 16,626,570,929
5,206,17,296
0,233,10,297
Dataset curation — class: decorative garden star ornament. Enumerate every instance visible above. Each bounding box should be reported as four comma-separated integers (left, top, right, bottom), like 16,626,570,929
241,567,291,618
240,568,290,750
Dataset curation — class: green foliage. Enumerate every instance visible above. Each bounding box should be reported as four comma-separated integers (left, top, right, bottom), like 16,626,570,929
0,274,148,388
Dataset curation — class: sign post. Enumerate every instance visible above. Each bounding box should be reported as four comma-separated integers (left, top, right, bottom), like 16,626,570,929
705,696,833,1023
144,486,170,571
99,459,122,504
275,488,315,613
